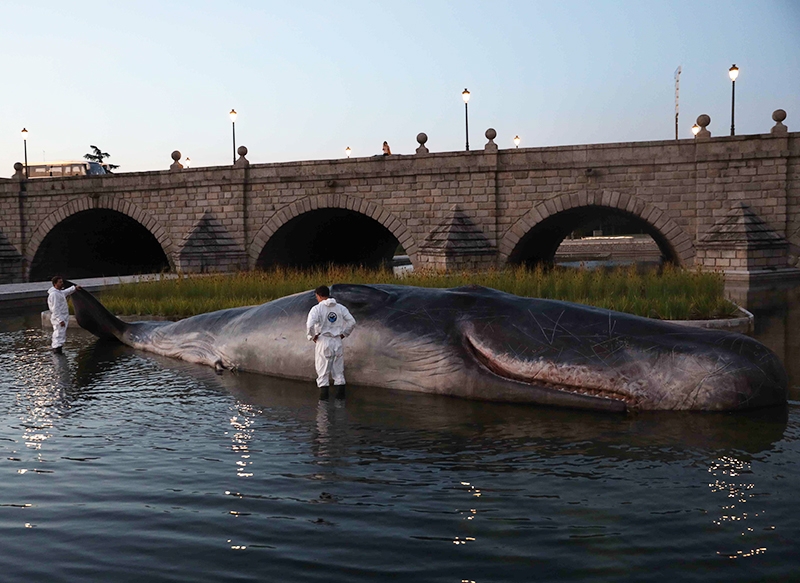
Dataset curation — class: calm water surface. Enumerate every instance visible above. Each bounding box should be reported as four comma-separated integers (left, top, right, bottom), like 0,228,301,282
1,293,799,582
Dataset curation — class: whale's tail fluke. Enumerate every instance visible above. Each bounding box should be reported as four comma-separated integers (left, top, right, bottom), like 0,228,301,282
67,282,128,342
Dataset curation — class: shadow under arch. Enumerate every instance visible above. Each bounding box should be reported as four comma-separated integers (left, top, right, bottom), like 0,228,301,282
255,208,401,269
249,195,417,270
29,208,171,281
501,191,694,267
26,195,175,281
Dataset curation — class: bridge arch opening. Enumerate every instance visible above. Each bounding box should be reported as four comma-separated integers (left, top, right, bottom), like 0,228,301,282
507,206,676,267
29,209,170,281
256,208,400,269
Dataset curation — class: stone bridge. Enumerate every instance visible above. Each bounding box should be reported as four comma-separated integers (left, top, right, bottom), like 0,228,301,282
1,112,798,284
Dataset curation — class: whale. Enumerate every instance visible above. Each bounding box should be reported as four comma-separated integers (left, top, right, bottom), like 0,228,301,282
69,283,787,413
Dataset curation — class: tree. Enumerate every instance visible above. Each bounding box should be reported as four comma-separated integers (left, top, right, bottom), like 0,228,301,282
84,145,119,172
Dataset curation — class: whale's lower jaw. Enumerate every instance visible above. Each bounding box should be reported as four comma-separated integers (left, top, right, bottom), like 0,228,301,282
466,339,633,411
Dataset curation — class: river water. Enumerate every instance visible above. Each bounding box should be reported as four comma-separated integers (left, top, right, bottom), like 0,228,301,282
1,289,799,582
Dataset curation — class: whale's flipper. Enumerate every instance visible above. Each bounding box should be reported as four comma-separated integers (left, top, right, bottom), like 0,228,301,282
67,282,128,342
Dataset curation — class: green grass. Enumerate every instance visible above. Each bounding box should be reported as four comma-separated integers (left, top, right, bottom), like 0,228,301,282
96,264,740,321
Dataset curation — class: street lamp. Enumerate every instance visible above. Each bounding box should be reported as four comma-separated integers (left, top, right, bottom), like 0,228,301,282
728,64,739,136
229,109,238,163
345,146,351,158
462,88,470,151
691,123,700,136
513,135,521,148
185,157,191,168
21,128,28,178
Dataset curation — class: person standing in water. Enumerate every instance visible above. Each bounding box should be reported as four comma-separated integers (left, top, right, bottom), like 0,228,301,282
47,275,81,353
306,286,356,391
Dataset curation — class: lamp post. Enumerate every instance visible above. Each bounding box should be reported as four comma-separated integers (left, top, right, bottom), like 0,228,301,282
229,109,238,163
513,135,521,148
21,128,28,178
691,123,700,137
345,146,351,158
462,88,470,151
728,64,739,136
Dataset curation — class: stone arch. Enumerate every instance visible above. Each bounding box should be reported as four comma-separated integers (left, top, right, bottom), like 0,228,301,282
26,195,176,271
248,193,417,267
499,190,695,266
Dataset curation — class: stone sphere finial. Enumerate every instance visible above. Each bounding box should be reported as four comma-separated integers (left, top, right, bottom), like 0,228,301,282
234,145,250,168
484,128,498,152
415,132,429,155
169,150,183,171
771,109,788,135
695,114,712,139
13,162,23,171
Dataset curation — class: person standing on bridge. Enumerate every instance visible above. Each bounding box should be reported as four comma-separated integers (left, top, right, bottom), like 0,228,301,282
47,275,81,354
306,286,356,392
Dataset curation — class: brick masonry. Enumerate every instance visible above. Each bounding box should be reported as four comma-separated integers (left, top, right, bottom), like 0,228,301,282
1,130,798,283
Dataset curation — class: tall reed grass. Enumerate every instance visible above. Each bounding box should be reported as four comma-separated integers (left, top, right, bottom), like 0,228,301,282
97,265,738,320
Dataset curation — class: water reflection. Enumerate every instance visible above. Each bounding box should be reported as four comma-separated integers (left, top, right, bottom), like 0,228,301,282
314,387,348,463
748,285,800,401
0,322,798,581
140,349,790,462
10,347,74,490
229,402,257,478
708,455,772,560
73,339,133,389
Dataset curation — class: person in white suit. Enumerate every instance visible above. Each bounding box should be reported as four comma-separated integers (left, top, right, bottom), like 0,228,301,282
47,275,81,353
306,285,356,390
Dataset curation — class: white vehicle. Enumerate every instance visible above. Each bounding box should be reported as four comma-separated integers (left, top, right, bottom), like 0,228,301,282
26,160,108,179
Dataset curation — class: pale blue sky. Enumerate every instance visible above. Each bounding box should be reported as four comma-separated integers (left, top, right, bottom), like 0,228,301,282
2,1,799,173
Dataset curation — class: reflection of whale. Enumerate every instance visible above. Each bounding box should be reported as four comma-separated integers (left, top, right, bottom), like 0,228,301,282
70,283,787,412
101,354,790,460
74,339,132,388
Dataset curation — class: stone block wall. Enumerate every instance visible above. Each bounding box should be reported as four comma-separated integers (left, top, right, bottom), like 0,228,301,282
695,244,789,271
0,129,798,282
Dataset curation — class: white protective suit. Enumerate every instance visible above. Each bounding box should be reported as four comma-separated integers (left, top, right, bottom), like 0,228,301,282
306,298,357,387
47,285,77,349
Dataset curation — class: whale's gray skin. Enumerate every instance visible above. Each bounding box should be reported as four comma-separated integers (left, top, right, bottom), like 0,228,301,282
70,283,787,412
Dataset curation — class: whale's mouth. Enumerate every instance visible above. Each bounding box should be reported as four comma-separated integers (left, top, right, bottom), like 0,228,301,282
464,329,636,409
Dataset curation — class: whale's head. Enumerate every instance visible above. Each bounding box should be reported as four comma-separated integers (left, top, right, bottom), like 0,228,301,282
454,289,787,411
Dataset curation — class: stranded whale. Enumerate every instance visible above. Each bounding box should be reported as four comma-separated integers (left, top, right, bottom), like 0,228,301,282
70,283,787,413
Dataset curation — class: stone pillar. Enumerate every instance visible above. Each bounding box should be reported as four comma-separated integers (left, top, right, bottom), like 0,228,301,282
417,206,496,271
5,163,27,283
229,147,250,271
695,203,799,285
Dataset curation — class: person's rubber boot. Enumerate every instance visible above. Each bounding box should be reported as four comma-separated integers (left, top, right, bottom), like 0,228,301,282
318,386,330,400
52,346,63,354
334,385,346,400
